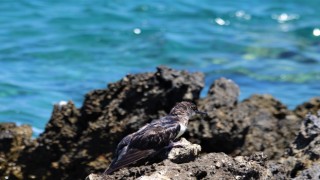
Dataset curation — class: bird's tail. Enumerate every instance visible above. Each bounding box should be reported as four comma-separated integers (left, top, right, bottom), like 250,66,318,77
104,166,117,175
103,160,113,175
103,149,155,175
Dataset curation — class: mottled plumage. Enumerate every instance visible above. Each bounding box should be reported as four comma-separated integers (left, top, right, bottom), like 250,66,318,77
104,101,206,174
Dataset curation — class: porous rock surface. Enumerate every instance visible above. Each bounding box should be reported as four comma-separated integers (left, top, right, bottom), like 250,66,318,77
294,98,320,118
167,138,201,164
0,123,32,179
2,66,205,179
281,112,320,179
0,66,319,180
88,151,271,180
188,79,300,160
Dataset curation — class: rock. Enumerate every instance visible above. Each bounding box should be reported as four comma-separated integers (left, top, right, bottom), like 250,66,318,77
16,101,82,179
188,82,300,159
202,77,240,108
93,152,271,180
281,112,320,178
14,66,205,180
294,98,320,118
186,77,247,153
0,123,33,179
234,95,300,159
167,138,201,164
87,138,201,180
293,164,320,180
2,66,320,179
266,161,289,180
0,123,33,155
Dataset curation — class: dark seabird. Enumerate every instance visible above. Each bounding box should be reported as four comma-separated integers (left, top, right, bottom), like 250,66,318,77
104,101,206,174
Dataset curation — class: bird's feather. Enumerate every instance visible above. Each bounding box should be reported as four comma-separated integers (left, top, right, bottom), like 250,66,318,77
104,101,205,174
105,116,182,174
130,117,181,149
105,148,155,174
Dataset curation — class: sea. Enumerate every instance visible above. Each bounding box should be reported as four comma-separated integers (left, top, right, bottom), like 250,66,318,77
0,0,319,136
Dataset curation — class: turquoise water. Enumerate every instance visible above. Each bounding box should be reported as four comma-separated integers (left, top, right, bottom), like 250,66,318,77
1,0,320,136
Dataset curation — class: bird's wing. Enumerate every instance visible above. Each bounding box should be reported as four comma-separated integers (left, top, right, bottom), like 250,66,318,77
104,133,135,174
105,118,181,174
130,119,181,149
112,133,133,159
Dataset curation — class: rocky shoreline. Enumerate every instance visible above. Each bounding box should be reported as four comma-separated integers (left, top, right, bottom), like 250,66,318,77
1,66,319,180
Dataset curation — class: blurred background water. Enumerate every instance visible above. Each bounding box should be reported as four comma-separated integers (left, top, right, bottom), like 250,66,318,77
0,0,319,136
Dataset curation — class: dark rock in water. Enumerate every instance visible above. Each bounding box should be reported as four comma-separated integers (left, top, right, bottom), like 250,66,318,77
0,123,32,179
278,51,298,59
1,66,320,180
278,51,319,64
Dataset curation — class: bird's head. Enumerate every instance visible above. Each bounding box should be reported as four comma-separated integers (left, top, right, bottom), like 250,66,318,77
169,101,207,118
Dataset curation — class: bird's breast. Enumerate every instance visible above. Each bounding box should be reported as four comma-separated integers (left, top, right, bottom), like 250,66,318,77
176,123,187,139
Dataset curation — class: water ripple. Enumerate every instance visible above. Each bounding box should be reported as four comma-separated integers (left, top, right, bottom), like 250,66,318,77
0,0,320,135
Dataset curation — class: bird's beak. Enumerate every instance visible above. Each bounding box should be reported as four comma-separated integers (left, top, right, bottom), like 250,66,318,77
195,110,207,116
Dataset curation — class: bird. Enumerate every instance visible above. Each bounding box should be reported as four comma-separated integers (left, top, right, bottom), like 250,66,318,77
104,101,207,175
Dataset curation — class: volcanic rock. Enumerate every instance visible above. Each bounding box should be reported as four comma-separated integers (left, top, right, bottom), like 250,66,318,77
0,123,33,179
282,112,320,178
187,79,299,160
235,94,300,159
1,66,319,180
294,98,320,118
88,152,271,180
13,66,204,179
167,138,201,164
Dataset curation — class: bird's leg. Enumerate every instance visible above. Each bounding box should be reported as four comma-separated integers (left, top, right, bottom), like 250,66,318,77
166,140,184,149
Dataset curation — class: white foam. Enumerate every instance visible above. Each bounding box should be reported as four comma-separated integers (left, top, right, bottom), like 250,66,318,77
32,126,43,136
58,101,68,107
